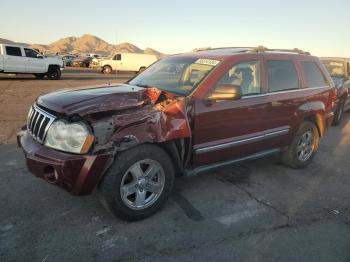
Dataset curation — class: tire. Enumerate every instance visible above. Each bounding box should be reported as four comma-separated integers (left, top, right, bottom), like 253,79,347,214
102,65,112,74
282,121,320,169
138,66,146,73
99,144,175,221
46,66,61,80
332,98,345,126
34,73,45,79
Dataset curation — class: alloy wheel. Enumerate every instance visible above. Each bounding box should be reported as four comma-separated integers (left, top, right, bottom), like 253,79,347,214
120,159,165,210
297,130,315,162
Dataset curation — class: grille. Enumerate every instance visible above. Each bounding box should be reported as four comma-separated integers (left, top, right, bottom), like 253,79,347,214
27,105,56,143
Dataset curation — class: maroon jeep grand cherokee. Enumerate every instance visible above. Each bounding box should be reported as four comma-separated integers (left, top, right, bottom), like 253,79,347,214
17,47,336,221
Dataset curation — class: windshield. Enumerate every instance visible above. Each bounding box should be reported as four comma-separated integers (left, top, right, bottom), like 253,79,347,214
129,57,220,95
322,60,346,77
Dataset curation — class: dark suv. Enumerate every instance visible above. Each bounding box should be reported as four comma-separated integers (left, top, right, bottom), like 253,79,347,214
320,57,350,125
17,47,336,221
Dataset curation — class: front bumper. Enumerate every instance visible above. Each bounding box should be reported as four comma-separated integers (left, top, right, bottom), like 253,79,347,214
17,130,111,195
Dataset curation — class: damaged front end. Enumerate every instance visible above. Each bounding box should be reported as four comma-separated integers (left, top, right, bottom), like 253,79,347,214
83,86,194,174
18,84,194,195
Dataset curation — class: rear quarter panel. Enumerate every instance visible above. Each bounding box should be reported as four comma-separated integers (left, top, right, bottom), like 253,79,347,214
124,54,158,71
296,56,335,136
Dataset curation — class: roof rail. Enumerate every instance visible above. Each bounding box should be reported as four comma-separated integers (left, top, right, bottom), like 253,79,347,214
192,46,310,55
253,46,310,55
194,46,256,53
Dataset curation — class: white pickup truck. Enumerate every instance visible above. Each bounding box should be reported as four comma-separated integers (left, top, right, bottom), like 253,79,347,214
0,44,64,79
100,53,158,74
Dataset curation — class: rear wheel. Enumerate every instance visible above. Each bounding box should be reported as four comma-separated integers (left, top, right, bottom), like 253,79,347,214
332,98,345,126
102,65,112,74
34,73,45,79
99,144,175,221
46,66,61,80
282,121,319,169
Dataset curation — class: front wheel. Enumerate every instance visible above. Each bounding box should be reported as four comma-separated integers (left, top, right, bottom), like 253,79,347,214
282,121,320,169
99,144,175,221
46,66,61,80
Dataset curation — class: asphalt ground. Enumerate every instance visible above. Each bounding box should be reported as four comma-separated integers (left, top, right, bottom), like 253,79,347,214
0,68,350,261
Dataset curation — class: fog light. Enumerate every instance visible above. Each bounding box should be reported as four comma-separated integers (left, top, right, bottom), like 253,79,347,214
43,166,58,184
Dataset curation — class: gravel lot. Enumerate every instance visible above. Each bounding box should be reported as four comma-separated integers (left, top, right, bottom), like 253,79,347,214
0,68,350,261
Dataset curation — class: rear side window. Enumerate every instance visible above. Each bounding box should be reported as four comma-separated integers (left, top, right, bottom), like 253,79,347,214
5,46,22,57
267,60,299,92
301,62,327,87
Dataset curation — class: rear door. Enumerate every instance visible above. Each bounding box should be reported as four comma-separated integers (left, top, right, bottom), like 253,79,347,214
299,60,333,115
24,48,46,73
3,45,26,72
262,57,308,147
192,55,272,166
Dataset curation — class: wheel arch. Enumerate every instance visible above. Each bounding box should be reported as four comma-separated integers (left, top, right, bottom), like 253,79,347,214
48,64,61,68
97,139,185,189
303,113,324,137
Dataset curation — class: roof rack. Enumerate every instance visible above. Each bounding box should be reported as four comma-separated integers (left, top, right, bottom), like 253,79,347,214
253,46,310,55
193,46,311,55
194,47,256,53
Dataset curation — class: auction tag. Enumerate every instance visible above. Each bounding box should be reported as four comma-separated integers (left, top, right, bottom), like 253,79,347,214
195,59,220,66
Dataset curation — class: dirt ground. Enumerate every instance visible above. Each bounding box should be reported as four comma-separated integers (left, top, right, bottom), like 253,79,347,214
0,68,133,144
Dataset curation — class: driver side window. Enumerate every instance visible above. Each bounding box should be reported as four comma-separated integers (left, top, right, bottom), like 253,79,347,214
24,48,39,58
113,54,122,61
215,61,261,96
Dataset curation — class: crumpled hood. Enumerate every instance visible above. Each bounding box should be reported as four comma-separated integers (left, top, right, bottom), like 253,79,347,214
36,84,149,116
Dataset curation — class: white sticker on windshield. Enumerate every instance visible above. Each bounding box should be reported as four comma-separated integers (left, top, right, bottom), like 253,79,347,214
195,59,220,66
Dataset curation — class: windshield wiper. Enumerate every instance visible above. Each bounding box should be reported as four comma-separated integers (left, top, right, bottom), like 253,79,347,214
135,84,152,88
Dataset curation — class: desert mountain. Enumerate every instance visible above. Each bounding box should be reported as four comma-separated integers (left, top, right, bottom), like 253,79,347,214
0,38,28,46
1,34,163,56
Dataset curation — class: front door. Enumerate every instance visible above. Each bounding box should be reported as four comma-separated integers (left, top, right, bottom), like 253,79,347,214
24,48,46,73
112,54,125,71
192,57,270,166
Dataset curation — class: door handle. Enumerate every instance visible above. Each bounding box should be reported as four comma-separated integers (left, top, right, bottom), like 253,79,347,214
271,101,282,107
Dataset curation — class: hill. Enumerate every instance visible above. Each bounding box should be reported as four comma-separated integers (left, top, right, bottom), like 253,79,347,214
0,34,163,56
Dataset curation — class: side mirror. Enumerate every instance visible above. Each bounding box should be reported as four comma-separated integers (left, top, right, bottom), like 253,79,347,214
206,84,242,101
37,54,44,59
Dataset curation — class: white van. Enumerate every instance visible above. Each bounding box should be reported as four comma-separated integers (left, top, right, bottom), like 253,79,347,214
99,53,158,74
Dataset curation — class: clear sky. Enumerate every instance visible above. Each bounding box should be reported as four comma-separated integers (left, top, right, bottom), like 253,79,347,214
1,0,349,56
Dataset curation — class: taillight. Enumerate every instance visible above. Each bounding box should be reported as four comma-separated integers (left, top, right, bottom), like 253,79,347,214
331,89,337,108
